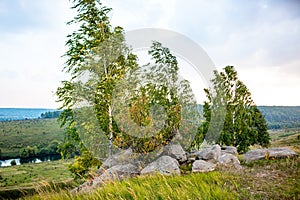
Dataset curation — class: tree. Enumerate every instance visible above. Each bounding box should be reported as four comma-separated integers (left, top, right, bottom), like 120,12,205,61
112,41,199,154
57,1,199,176
10,160,17,166
56,0,137,171
194,66,270,153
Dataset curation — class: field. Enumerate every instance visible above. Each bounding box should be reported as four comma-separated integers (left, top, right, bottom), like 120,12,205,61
0,159,74,199
0,119,64,159
0,128,298,199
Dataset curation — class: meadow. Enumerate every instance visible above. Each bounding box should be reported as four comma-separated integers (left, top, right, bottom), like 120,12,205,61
0,119,64,159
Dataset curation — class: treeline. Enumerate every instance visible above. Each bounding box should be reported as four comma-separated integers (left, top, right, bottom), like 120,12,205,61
19,140,60,158
40,111,62,119
258,106,300,129
197,105,300,130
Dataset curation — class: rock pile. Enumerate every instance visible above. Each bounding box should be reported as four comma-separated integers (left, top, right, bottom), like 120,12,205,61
71,144,297,193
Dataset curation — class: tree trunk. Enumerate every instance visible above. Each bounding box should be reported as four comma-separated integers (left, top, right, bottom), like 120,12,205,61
108,105,113,162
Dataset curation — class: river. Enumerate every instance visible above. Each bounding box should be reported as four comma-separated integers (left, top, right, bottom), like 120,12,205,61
0,155,61,167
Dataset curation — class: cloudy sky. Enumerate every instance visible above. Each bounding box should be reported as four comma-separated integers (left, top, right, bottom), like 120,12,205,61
0,0,299,108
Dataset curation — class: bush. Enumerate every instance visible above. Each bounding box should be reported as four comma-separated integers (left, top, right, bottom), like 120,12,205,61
10,159,17,166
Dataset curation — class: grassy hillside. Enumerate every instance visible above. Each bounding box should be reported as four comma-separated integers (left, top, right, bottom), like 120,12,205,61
0,119,64,159
258,106,300,129
0,127,296,200
0,160,74,199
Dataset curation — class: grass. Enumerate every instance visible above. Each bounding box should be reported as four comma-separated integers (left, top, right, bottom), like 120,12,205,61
26,172,239,200
1,127,299,199
0,159,74,199
0,119,64,159
24,157,300,200
269,127,300,153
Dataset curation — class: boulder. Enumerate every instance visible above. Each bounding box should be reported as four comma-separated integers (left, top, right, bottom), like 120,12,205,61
70,181,93,194
243,149,266,163
221,146,238,155
192,160,216,173
164,144,187,163
196,144,221,162
72,163,139,193
141,156,181,175
268,147,297,158
101,148,133,168
93,163,139,187
243,147,297,163
218,153,242,170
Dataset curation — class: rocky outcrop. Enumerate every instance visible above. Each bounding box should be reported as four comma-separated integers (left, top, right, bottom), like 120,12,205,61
92,164,139,187
101,148,134,168
196,144,221,163
71,163,139,193
243,147,297,163
164,144,187,163
192,160,216,173
141,156,181,175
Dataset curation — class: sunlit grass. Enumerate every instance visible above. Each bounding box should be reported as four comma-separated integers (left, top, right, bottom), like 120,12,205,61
27,172,238,200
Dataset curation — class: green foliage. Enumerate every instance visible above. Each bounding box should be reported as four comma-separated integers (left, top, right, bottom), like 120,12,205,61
19,146,38,158
112,41,197,153
10,160,16,166
68,150,101,180
194,66,270,153
56,0,197,178
55,0,138,176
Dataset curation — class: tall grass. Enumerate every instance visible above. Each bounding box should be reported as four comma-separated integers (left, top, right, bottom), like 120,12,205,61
26,172,238,200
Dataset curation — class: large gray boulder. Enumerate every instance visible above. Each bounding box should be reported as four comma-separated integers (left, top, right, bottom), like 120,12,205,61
141,156,181,175
196,144,221,162
243,147,297,163
218,153,242,170
164,144,187,163
93,164,139,187
192,160,216,173
71,163,139,193
221,146,238,155
268,147,297,158
101,148,133,168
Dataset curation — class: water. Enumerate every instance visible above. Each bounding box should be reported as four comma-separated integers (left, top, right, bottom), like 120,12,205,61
0,155,61,167
0,108,56,121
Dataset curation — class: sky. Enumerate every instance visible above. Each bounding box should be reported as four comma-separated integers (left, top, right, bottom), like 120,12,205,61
0,0,299,108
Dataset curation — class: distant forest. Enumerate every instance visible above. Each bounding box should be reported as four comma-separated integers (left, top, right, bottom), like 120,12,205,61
39,106,299,129
258,106,300,129
40,111,62,119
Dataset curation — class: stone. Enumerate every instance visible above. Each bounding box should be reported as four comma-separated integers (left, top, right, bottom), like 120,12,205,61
101,148,133,168
243,147,297,163
141,156,181,175
92,164,139,188
218,153,242,170
164,144,187,163
268,147,297,158
70,181,92,194
72,163,139,193
221,146,238,155
192,160,216,173
196,144,221,162
243,149,267,163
